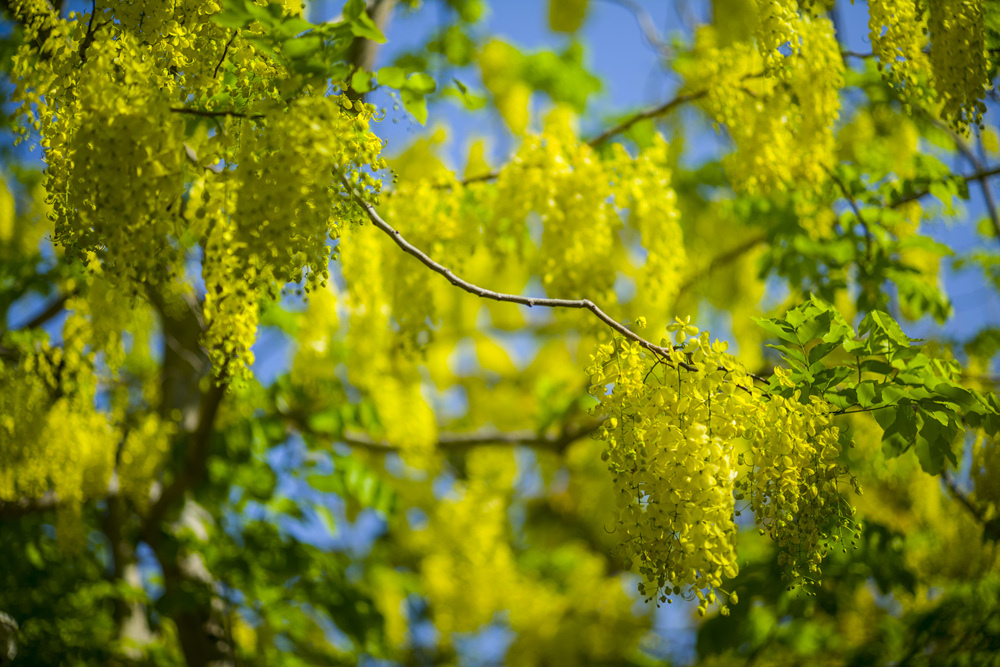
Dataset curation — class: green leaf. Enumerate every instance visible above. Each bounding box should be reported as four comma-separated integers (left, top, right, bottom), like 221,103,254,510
549,0,589,33
914,411,958,474
404,72,437,94
767,343,807,367
753,317,800,345
856,381,881,408
400,88,428,124
351,69,372,93
879,401,917,458
868,310,912,346
343,0,366,20
443,79,488,110
213,9,253,29
315,505,338,534
283,34,324,59
306,473,343,494
307,409,342,436
347,3,386,42
859,359,894,375
377,66,406,89
807,341,840,366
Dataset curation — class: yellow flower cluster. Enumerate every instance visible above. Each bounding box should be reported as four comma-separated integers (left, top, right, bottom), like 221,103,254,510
377,111,685,319
684,15,843,194
235,97,387,287
492,111,618,301
64,264,157,376
10,0,389,381
608,136,686,307
868,0,933,109
587,327,755,614
587,321,861,607
928,0,989,133
118,413,176,510
0,337,116,545
204,96,385,379
742,391,860,588
409,449,647,663
337,221,437,460
203,214,262,380
753,0,800,70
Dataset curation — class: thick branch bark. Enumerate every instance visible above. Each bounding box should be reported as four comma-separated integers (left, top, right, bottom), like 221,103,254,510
0,492,59,520
341,424,599,455
346,0,395,100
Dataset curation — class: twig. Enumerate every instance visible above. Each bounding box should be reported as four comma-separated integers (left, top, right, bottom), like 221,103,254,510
213,31,237,79
890,165,1000,208
341,176,692,370
78,0,98,62
597,0,671,56
13,291,71,330
930,118,1000,241
824,165,873,258
943,471,1000,541
676,233,767,300
169,107,265,120
587,90,707,148
455,88,709,186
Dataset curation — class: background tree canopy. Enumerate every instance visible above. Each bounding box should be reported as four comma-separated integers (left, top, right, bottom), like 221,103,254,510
1,0,1000,664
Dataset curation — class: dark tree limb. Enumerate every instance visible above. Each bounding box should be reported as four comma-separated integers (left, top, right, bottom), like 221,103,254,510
943,472,1000,542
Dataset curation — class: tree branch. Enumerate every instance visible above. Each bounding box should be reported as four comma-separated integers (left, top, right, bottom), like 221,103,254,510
341,177,692,370
346,0,395,102
943,471,1000,541
142,380,226,545
587,90,707,148
931,118,1000,241
12,291,72,331
338,424,600,455
0,491,59,520
457,88,710,186
676,233,767,300
213,30,237,79
596,0,671,57
169,107,265,120
824,165,873,258
891,165,1000,208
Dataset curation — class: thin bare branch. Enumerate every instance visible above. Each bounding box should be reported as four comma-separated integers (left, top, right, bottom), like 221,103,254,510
342,176,691,370
676,233,767,300
455,88,709,186
213,30,237,79
930,118,1000,241
597,0,671,56
587,90,707,148
943,472,1000,541
891,164,1000,208
824,165,873,258
13,291,72,331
